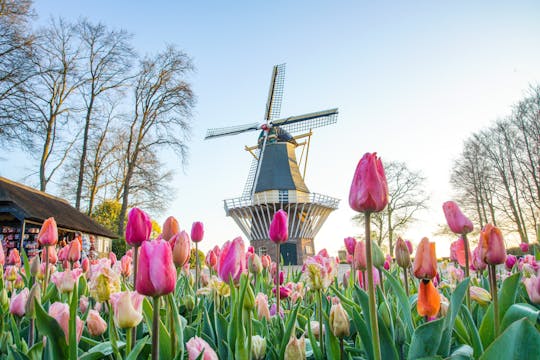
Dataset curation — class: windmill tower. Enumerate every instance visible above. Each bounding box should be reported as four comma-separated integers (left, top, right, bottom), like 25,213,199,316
205,64,339,265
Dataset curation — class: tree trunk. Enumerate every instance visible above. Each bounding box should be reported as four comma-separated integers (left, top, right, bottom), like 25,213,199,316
76,93,95,210
40,114,55,192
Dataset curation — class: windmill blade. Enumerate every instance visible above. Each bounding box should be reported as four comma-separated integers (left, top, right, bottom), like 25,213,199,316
270,108,338,134
264,63,286,121
205,122,261,140
242,148,261,197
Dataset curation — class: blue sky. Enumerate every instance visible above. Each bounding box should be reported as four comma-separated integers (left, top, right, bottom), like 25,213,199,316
3,1,540,256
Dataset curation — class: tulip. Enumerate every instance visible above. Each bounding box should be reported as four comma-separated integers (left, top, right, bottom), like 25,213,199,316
87,309,107,336
79,295,89,314
450,237,471,268
273,285,292,299
136,239,177,297
252,335,267,360
13,275,24,289
505,254,517,270
470,286,491,306
68,240,82,263
89,265,121,302
353,240,367,271
413,237,437,280
395,237,410,268
120,255,132,278
125,207,152,246
344,237,356,255
9,288,29,317
191,221,204,243
442,201,474,235
523,275,540,304
7,248,21,266
383,255,391,270
186,336,219,360
261,255,271,269
51,269,83,293
0,245,5,266
205,249,218,271
284,335,306,360
417,279,441,318
520,242,530,253
479,224,506,265
371,241,385,268
308,320,325,340
349,152,388,213
269,210,288,244
30,256,41,277
37,217,58,246
472,245,487,271
329,301,350,338
162,216,180,241
171,231,191,268
25,283,41,318
110,291,144,328
5,265,18,281
255,292,270,320
109,252,117,265
217,237,246,284
248,253,263,274
48,302,84,343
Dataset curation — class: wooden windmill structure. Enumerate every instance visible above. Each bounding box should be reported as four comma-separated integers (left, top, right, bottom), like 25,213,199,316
205,64,339,265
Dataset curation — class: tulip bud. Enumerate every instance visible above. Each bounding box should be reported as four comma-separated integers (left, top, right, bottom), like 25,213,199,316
184,295,195,311
439,294,450,317
7,249,21,266
5,265,17,281
344,237,356,255
284,335,305,360
87,309,107,336
479,224,506,265
524,275,540,304
162,216,180,242
218,237,246,284
109,291,144,329
30,256,41,277
269,210,288,244
120,255,132,278
13,275,24,289
349,152,389,213
395,237,410,268
79,295,89,314
413,237,437,280
244,282,255,311
9,288,28,317
68,240,82,263
252,335,267,360
442,201,474,235
205,250,218,270
25,283,41,318
520,242,530,253
308,320,325,340
255,292,270,320
329,301,350,338
136,239,177,297
191,221,204,243
49,302,84,343
469,286,491,306
125,207,152,246
248,253,263,274
505,254,517,270
371,241,385,268
37,217,58,246
171,231,191,268
186,336,219,360
261,255,271,269
353,241,367,271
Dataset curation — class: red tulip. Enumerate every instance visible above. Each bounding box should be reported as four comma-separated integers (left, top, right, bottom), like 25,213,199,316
479,224,506,265
125,207,152,246
136,239,177,297
269,210,288,243
170,231,191,268
191,221,204,243
344,237,356,255
37,217,58,246
417,279,441,317
68,240,82,263
349,152,388,213
218,237,246,283
162,216,180,241
413,237,437,280
442,201,474,235
353,241,367,271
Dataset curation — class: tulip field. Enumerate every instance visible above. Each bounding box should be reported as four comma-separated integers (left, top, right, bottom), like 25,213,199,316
2,152,540,360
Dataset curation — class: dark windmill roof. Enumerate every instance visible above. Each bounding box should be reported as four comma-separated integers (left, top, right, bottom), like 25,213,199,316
0,177,118,238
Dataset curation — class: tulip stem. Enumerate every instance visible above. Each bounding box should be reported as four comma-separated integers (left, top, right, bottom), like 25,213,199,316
340,338,345,360
403,267,409,297
125,327,132,358
489,264,500,336
28,318,34,348
195,242,200,291
169,297,176,358
247,309,253,360
131,245,139,350
365,212,381,360
152,296,160,360
318,289,325,357
43,245,50,292
276,243,280,318
462,234,471,311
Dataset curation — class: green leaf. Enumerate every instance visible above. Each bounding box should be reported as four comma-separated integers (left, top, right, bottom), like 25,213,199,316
8,345,31,360
142,297,172,360
382,269,414,336
126,336,150,360
27,341,44,360
407,318,445,359
450,344,474,359
459,304,483,358
279,302,300,359
306,315,323,360
439,278,470,356
480,318,540,360
68,282,78,360
79,341,125,360
500,303,540,331
34,300,68,359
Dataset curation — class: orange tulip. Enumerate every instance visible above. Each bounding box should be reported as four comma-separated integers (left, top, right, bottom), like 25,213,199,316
479,224,506,265
417,279,441,317
162,216,180,242
413,237,437,280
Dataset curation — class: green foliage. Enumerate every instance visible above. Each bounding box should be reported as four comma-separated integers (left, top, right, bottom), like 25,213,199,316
91,199,122,233
111,236,127,256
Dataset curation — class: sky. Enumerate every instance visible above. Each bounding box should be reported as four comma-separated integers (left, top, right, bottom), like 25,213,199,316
2,1,540,257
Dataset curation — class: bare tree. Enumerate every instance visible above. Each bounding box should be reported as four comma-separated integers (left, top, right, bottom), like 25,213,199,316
116,46,195,234
73,19,134,209
354,160,429,254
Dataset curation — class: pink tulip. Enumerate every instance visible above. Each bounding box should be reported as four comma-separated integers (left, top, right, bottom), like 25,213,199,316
109,252,117,265
255,292,271,320
186,336,219,360
344,237,356,255
247,246,255,255
353,241,367,271
120,255,132,277
37,217,58,246
206,250,218,270
110,291,144,328
125,207,152,246
273,285,292,299
524,275,540,304
405,240,413,254
162,216,180,241
57,246,67,263
442,201,474,235
383,254,392,270
7,249,21,266
479,224,506,265
0,244,5,266
87,309,107,336
261,255,271,269
349,152,388,213
9,288,29,317
505,254,517,270
48,302,84,343
51,268,83,293
79,295,89,314
170,231,191,268
472,245,487,271
450,237,471,268
81,258,89,272
520,243,530,253
218,237,246,284
68,240,82,263
269,210,288,243
136,239,176,297
191,221,204,243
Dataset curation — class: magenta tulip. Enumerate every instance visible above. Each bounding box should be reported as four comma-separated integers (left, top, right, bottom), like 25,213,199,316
269,210,288,243
520,242,530,253
37,217,58,246
217,237,246,283
125,207,152,246
442,201,474,235
136,239,177,297
349,152,388,213
505,254,517,270
191,221,204,243
344,237,356,255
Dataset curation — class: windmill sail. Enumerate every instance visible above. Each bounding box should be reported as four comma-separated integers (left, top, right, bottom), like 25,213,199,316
264,63,286,121
205,122,260,139
271,108,338,134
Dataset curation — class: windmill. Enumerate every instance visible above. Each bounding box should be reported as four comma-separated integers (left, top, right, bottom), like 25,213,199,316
205,64,339,265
